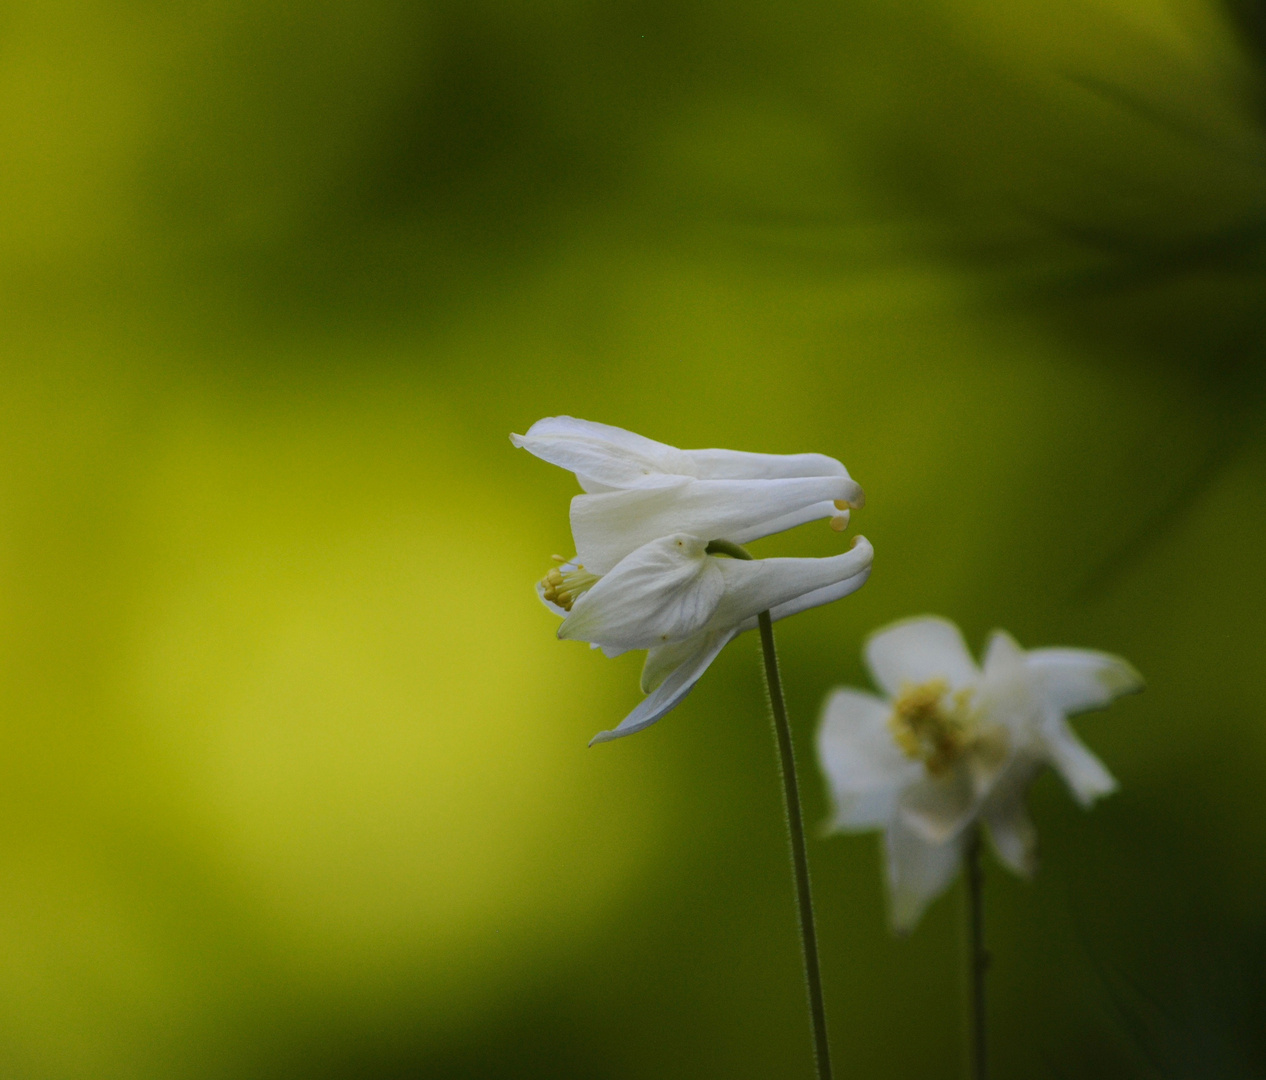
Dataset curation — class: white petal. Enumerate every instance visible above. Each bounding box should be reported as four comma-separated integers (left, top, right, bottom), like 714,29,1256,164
1025,648,1144,716
818,688,921,830
765,538,875,624
681,447,851,481
558,535,723,654
710,542,874,628
981,760,1041,877
511,416,691,492
864,616,979,698
589,629,736,744
726,500,853,546
1042,714,1118,806
771,541,875,622
885,818,966,934
976,629,1045,748
641,632,709,693
897,766,979,843
570,475,862,574
730,538,876,636
980,628,1026,674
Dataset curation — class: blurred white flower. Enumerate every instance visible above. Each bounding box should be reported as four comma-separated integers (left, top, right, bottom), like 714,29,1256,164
548,533,874,744
512,416,864,574
817,615,1142,932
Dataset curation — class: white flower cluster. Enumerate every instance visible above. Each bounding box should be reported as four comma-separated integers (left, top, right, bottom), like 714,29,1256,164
513,417,873,743
515,416,1142,931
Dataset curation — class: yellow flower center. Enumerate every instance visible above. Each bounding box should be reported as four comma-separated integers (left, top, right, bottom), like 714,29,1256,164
888,678,979,777
539,560,601,611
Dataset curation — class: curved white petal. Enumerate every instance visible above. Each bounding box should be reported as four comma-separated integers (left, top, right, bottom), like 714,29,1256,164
511,416,692,492
818,688,921,830
558,535,723,653
897,766,979,844
589,629,736,745
726,499,854,546
710,542,874,628
681,448,850,481
864,616,979,698
763,539,875,624
1025,648,1144,716
570,475,862,574
886,818,966,934
1042,714,1118,806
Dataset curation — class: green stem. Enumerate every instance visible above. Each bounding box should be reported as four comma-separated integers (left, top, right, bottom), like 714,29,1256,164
758,610,835,1080
706,537,833,1079
965,826,989,1080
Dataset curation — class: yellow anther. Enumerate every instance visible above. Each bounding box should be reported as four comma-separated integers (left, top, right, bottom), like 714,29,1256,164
887,678,989,776
830,510,850,532
539,562,600,611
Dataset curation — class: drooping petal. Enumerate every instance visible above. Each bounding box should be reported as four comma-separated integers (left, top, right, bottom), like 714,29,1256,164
641,631,709,693
570,475,863,574
558,535,724,654
1041,713,1118,806
681,447,852,481
818,688,921,830
589,629,737,745
984,802,1039,878
981,759,1041,877
886,818,966,934
709,541,874,628
511,416,692,492
1025,648,1145,716
897,766,978,843
864,616,979,699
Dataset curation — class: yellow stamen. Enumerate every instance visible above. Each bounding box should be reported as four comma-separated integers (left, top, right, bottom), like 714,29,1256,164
539,563,601,611
887,679,995,776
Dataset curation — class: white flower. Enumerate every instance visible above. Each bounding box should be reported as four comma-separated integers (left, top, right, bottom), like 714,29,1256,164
548,533,874,744
512,416,865,574
816,615,1143,933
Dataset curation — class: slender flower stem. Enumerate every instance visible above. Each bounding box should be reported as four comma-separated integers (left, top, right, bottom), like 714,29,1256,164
758,609,834,1080
705,538,833,1078
965,826,989,1080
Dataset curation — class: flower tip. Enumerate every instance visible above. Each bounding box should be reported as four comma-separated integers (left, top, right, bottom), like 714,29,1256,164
588,729,617,747
889,918,915,939
1101,661,1146,698
829,509,850,532
509,432,527,447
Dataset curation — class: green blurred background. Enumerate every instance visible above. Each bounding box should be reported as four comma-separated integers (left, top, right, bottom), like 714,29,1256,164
1,0,1264,1076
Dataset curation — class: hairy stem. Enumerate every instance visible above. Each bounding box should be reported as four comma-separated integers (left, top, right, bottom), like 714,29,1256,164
706,537,834,1078
758,610,834,1080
